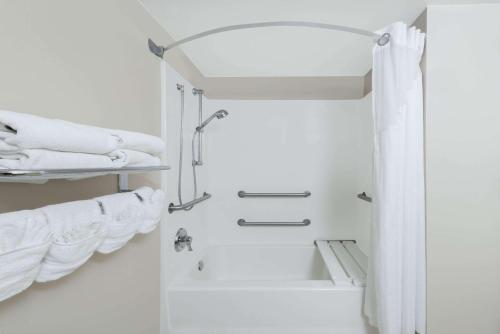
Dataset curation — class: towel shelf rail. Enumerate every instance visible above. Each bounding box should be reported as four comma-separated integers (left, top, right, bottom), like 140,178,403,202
237,219,311,226
238,190,311,198
0,166,170,192
0,166,170,178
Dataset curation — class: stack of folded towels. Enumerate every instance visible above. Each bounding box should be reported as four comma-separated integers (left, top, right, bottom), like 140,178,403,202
0,187,164,302
0,110,165,169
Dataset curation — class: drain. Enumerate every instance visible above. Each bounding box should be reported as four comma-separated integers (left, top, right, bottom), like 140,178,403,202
198,260,204,271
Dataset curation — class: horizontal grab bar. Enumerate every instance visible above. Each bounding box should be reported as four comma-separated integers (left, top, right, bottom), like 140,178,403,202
357,192,372,203
238,190,311,198
237,219,311,226
169,192,212,213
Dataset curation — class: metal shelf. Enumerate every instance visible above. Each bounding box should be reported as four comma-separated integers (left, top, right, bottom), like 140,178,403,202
0,166,170,183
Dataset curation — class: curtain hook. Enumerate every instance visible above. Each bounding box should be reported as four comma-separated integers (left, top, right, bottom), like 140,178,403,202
377,33,391,46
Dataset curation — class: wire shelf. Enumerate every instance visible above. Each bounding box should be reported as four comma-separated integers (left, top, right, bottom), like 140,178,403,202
0,166,170,183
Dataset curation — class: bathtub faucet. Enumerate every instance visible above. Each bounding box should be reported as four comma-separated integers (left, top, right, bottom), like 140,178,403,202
174,228,193,252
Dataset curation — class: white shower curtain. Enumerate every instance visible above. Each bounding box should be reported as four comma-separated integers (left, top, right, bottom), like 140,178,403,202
364,22,426,334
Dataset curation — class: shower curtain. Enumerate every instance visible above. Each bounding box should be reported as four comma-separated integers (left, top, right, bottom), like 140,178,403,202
364,22,426,334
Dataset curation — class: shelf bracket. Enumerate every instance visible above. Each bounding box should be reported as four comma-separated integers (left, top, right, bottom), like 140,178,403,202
118,174,130,192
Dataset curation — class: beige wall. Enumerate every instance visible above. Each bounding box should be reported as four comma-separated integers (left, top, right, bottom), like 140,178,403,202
0,1,169,333
426,4,500,334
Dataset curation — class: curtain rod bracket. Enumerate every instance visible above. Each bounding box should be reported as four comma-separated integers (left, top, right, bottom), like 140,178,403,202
376,33,391,46
148,38,165,58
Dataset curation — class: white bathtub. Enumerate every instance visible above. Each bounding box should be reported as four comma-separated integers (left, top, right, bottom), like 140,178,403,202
168,244,376,334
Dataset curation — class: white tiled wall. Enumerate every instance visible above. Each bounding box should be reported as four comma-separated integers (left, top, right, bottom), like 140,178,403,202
203,98,373,248
163,63,373,283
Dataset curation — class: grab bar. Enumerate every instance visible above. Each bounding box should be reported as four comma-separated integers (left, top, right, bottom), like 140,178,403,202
237,219,311,226
169,192,212,213
357,192,372,203
238,190,311,198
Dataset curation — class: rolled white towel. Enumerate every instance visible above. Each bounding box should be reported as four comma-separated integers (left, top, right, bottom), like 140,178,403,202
0,255,47,302
110,129,165,156
0,210,52,302
36,200,107,282
133,187,165,234
95,191,145,254
0,110,121,154
0,149,118,170
108,149,161,168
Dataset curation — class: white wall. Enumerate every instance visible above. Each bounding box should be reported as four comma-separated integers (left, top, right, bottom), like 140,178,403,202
203,98,373,248
354,94,373,254
425,4,500,334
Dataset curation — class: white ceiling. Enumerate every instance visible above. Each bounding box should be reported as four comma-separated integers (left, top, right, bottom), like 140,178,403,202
141,0,426,77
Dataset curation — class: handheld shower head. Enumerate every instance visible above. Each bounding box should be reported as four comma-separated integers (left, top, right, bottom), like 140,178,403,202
196,110,228,132
215,109,229,119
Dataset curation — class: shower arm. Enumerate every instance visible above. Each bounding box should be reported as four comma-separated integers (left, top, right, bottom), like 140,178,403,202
148,21,391,58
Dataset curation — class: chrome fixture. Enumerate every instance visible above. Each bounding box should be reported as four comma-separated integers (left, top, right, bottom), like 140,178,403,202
148,38,165,58
179,109,228,213
198,260,204,271
196,110,229,132
169,192,212,213
148,22,391,59
357,192,372,203
169,85,228,214
237,219,311,227
192,88,204,166
174,228,193,252
238,190,311,198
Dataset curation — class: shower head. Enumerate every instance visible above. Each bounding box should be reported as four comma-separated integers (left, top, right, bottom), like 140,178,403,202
196,110,229,132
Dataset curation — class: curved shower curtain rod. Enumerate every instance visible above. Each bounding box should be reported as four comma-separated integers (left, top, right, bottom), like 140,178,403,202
148,21,391,58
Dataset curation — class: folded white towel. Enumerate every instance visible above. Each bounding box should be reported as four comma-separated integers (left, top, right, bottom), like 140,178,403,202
133,187,165,234
0,210,52,302
0,148,162,170
95,192,145,254
0,149,118,170
36,200,107,282
0,110,121,154
109,129,165,156
68,122,165,156
108,149,161,167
